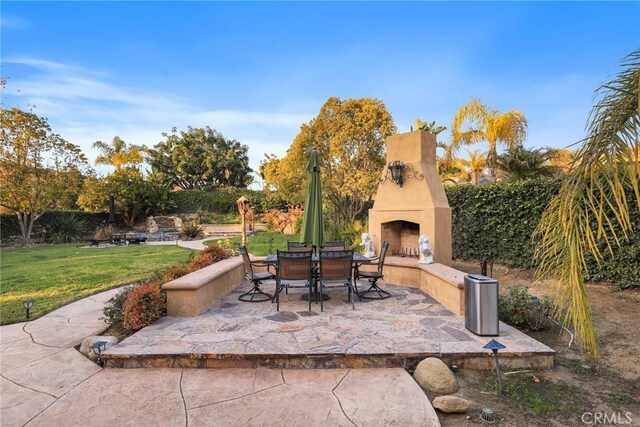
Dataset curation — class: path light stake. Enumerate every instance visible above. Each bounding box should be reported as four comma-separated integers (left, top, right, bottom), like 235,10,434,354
90,341,108,364
484,339,506,394
23,298,34,320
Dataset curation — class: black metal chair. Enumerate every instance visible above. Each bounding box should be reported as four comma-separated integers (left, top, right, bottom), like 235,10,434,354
322,241,346,250
238,246,275,302
354,241,391,299
275,249,314,311
318,249,355,311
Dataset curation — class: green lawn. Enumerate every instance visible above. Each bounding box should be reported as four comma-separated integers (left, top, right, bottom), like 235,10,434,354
205,231,300,256
0,244,195,325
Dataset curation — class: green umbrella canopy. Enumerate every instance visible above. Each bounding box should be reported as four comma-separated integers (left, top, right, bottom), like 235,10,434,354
300,149,324,249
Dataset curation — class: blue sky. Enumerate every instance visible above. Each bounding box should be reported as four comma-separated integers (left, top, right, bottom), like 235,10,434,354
2,2,639,185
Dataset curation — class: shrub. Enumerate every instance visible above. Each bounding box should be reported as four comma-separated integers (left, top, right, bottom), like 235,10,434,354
188,243,228,270
499,285,553,331
216,238,240,256
95,224,115,239
180,221,204,240
446,179,640,289
171,188,288,215
48,213,89,243
122,282,165,332
155,263,192,284
102,285,136,331
1,211,110,242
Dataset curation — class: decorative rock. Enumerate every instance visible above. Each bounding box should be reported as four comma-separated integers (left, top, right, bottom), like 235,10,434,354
414,357,459,394
79,336,119,361
432,395,470,413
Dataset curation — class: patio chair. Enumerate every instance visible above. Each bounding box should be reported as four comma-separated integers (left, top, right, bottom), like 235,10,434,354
275,249,314,311
322,241,345,250
318,249,355,311
354,241,391,299
238,246,275,302
287,241,312,249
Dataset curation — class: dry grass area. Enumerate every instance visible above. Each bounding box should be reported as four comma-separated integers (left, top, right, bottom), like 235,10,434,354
427,261,640,426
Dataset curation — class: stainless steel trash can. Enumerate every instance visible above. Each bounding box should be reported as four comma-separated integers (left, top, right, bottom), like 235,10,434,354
464,274,499,336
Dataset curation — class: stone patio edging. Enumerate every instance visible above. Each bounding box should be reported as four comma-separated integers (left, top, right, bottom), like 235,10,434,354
162,257,244,316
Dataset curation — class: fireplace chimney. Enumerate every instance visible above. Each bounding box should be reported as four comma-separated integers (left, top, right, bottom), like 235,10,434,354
368,130,452,265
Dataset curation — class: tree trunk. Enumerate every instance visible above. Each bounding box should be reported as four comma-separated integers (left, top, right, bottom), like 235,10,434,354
480,260,488,276
487,149,498,183
17,211,35,246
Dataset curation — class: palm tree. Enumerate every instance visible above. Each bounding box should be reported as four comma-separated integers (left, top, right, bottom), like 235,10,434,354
452,99,528,181
546,148,578,172
93,136,143,170
535,50,640,358
436,141,460,184
496,146,560,181
455,149,487,185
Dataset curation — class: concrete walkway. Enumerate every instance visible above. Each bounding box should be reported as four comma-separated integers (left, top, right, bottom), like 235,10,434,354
0,289,440,427
147,238,208,250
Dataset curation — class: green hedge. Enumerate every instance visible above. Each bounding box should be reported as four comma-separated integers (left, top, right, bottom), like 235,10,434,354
1,211,110,240
171,188,288,214
446,179,640,289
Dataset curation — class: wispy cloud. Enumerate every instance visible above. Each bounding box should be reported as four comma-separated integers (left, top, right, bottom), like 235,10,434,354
0,14,30,30
5,57,312,180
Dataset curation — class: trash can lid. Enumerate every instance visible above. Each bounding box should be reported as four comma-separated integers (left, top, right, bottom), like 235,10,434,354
465,274,496,282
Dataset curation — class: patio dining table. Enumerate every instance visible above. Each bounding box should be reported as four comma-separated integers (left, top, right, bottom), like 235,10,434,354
263,252,371,302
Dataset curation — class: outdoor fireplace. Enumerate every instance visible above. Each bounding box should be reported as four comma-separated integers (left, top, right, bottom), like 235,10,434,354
382,220,420,257
368,130,452,265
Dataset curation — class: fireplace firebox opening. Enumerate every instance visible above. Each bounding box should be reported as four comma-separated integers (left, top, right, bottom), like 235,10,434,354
382,220,420,258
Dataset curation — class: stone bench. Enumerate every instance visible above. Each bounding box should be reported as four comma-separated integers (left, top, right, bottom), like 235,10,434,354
162,257,244,316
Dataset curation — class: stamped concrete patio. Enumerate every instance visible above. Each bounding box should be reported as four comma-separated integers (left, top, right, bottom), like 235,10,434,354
0,288,440,427
104,281,554,369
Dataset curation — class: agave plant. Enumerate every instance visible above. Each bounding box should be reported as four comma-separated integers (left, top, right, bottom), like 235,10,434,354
48,213,89,243
535,49,640,358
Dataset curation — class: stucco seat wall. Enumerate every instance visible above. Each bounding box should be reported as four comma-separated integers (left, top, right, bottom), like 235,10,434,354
162,257,244,316
359,256,465,315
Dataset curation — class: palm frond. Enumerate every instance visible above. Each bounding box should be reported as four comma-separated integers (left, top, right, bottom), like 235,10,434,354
451,98,489,149
534,49,640,358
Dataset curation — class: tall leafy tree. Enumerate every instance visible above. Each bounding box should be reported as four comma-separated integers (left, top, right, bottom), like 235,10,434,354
0,107,88,244
452,98,528,181
145,126,252,189
93,136,143,170
535,50,640,358
263,97,396,224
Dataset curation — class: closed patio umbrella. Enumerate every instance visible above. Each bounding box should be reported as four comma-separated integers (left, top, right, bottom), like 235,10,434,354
300,149,324,250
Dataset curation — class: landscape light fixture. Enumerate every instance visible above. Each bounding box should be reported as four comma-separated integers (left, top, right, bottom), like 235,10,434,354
90,341,107,356
480,408,496,423
22,298,34,320
484,339,506,394
388,160,406,187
